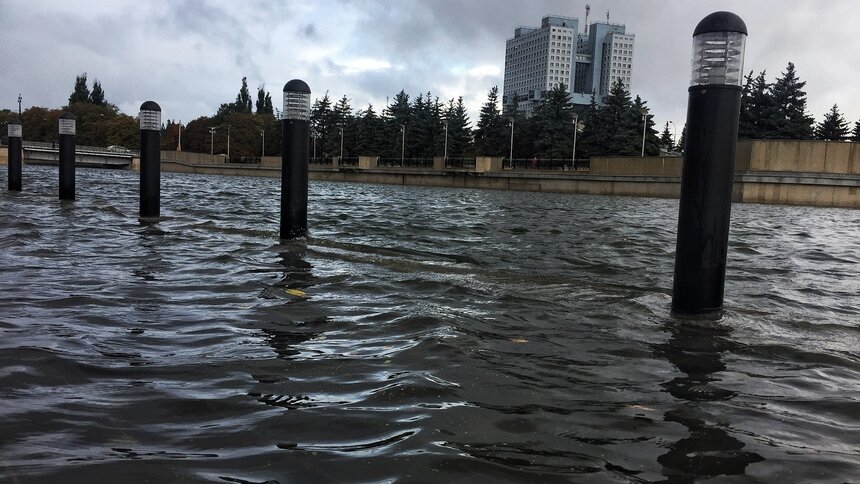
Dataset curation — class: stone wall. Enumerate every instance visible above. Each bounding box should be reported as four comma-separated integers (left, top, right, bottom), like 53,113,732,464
735,140,860,174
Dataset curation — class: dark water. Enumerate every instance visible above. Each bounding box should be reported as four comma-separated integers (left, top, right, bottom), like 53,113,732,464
1,165,858,483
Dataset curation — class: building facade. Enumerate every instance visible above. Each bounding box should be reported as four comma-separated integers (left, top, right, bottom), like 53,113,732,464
503,15,634,114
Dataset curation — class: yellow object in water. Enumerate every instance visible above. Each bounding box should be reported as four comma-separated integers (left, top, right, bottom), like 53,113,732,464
284,288,306,298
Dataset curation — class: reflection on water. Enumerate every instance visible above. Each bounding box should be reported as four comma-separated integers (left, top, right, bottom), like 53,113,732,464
657,320,763,482
0,166,858,482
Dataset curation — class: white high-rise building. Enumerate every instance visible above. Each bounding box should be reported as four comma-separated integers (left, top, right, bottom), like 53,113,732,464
503,15,635,113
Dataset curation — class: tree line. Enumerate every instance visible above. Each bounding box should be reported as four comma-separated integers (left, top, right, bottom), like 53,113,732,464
4,64,860,156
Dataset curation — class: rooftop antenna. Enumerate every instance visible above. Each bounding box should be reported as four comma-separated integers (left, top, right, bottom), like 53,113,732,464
585,4,590,34
606,9,610,23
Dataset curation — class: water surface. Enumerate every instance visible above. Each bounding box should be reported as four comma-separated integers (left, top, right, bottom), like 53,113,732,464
1,165,858,482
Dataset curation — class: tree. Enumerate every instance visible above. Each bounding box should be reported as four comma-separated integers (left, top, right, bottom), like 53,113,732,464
853,119,860,142
255,84,272,114
502,93,532,158
739,70,772,139
355,104,384,155
660,122,674,151
768,62,814,139
814,104,850,141
633,95,660,156
236,77,253,113
598,78,639,156
310,92,335,158
577,92,605,159
69,73,90,105
678,124,687,153
473,86,506,156
89,80,106,106
531,83,574,159
382,90,411,158
443,97,472,157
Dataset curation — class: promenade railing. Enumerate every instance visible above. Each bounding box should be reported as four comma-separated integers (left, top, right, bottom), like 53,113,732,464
504,158,590,171
444,157,477,169
377,158,433,168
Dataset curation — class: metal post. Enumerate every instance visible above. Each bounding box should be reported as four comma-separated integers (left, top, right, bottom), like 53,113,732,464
17,94,22,115
339,126,344,161
139,101,162,218
672,11,748,315
209,127,216,155
443,121,448,160
261,130,265,157
178,120,182,151
640,108,648,157
400,124,405,166
7,116,22,191
509,118,514,167
58,112,76,200
572,113,579,169
227,125,231,159
280,79,311,239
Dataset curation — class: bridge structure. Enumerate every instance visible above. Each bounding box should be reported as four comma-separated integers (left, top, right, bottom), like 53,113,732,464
22,141,137,168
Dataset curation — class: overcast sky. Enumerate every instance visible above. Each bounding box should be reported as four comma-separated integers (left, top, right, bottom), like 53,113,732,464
2,0,859,133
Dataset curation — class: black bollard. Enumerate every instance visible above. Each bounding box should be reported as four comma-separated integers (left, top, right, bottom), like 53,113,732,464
280,79,311,239
672,12,748,315
7,116,22,191
139,101,162,218
58,112,76,200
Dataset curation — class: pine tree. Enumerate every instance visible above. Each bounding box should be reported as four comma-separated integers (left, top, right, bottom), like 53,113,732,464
355,104,384,155
853,119,860,142
814,104,850,141
69,73,90,105
678,124,687,153
738,71,756,139
310,92,335,157
660,122,674,151
531,84,574,159
89,80,106,106
473,86,506,156
599,78,639,155
768,62,814,139
633,95,660,156
326,95,355,157
264,92,273,114
383,90,411,158
577,92,605,158
502,93,531,158
740,71,773,139
443,97,472,157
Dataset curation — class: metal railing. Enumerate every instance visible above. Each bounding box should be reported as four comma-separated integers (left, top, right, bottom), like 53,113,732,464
340,157,359,167
226,156,260,164
377,157,433,168
444,157,477,169
22,140,139,157
504,158,590,171
310,157,333,166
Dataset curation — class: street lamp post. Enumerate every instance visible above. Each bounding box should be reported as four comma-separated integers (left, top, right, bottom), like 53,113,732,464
178,120,182,151
640,107,649,157
400,124,405,166
17,94,22,115
508,118,514,168
209,127,217,155
261,130,266,158
443,120,449,160
311,131,317,161
672,11,747,315
227,124,231,159
339,126,344,162
571,113,579,169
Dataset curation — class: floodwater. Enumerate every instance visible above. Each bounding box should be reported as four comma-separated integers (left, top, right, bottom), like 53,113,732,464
1,165,858,483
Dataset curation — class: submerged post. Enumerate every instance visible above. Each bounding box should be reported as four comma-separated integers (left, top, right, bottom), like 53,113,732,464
280,79,311,239
139,101,162,218
58,112,76,200
672,11,747,315
7,116,22,191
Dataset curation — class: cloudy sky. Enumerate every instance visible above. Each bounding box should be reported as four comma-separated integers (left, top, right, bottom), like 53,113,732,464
2,0,859,132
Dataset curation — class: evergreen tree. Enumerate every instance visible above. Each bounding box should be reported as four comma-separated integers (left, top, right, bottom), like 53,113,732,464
89,80,106,106
502,93,532,158
853,119,860,142
310,92,335,158
355,104,385,155
235,77,253,113
264,92,273,114
599,78,639,155
473,86,506,156
383,90,411,158
443,97,472,157
739,71,772,139
326,95,355,157
531,84,574,159
768,62,814,139
814,104,850,141
577,92,605,159
633,95,660,156
659,122,674,151
69,73,90,104
678,124,687,153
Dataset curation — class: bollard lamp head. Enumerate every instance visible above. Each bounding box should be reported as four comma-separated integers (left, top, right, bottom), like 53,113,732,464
690,11,747,87
139,101,162,131
283,79,311,121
